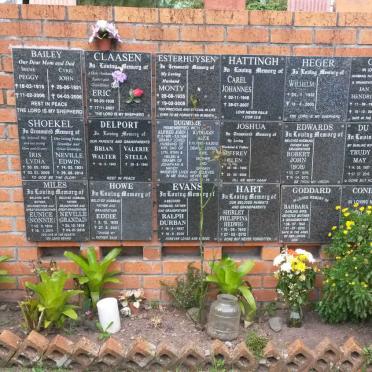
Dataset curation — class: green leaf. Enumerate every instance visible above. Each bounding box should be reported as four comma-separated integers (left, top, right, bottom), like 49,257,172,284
237,260,255,276
64,251,89,272
62,308,78,320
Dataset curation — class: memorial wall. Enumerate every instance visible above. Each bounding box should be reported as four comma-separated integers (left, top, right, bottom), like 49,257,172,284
12,48,372,244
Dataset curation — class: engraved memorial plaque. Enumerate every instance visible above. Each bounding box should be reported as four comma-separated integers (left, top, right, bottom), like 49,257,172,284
219,183,280,242
347,57,372,122
156,54,221,119
281,185,341,243
341,185,372,207
90,181,152,240
12,48,84,118
344,123,372,184
157,119,220,182
221,55,285,121
157,182,218,241
284,57,351,122
85,51,151,119
220,121,281,183
23,180,89,241
282,122,345,184
18,116,86,181
88,119,151,182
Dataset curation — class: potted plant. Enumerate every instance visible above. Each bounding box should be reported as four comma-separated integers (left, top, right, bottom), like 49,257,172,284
273,247,317,327
119,289,145,317
89,20,122,51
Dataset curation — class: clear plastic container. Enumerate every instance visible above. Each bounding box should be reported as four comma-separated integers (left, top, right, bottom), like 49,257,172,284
207,294,241,341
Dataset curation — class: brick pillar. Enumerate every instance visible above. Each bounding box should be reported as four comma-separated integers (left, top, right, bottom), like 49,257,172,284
204,0,246,10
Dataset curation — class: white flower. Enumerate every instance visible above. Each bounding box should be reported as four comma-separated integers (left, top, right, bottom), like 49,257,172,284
96,20,108,30
280,262,292,273
273,254,285,266
295,248,315,263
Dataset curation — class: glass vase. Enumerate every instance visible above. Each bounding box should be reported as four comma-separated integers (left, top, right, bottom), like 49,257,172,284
287,304,303,328
207,294,241,341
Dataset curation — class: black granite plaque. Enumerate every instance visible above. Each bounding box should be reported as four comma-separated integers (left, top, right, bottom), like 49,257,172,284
157,182,218,241
341,185,372,207
18,116,86,181
219,183,280,242
23,180,89,241
221,55,285,121
156,54,221,119
90,181,152,240
280,185,341,243
344,123,372,184
12,48,83,118
157,119,220,182
85,51,151,119
220,122,281,183
88,119,151,182
347,58,372,122
282,122,345,184
284,57,351,122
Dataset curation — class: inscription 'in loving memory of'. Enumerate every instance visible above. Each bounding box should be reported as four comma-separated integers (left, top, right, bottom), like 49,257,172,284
11,47,372,242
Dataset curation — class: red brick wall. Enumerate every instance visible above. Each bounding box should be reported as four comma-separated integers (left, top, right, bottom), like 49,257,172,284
0,4,371,302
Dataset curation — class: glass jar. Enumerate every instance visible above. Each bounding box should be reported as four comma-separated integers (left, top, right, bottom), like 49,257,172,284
287,304,303,328
207,294,241,341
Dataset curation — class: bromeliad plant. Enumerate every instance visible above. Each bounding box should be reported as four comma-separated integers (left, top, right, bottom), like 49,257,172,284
206,257,257,322
274,248,316,326
64,247,121,310
317,204,372,323
21,270,82,331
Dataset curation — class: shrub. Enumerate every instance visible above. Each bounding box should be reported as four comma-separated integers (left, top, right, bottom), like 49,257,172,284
247,0,287,10
317,204,372,323
64,247,121,310
206,257,256,321
0,255,14,284
245,331,268,359
163,264,206,309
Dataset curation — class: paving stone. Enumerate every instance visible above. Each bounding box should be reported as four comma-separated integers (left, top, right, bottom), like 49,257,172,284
70,337,99,370
339,337,364,372
231,342,257,371
93,337,125,369
285,339,314,371
125,337,156,370
177,343,205,370
12,330,49,367
43,335,74,369
311,337,341,371
0,330,21,367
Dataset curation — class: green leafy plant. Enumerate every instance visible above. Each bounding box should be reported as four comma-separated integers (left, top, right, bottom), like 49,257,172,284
210,357,226,372
22,270,81,330
317,204,372,323
64,247,121,309
163,264,206,310
362,346,372,370
0,255,14,284
247,0,287,10
96,321,113,341
245,331,268,359
206,257,256,321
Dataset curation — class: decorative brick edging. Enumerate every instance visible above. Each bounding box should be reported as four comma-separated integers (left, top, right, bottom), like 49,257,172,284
0,330,370,371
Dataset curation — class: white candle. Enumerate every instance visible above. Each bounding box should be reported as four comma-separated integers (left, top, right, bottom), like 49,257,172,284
97,297,121,334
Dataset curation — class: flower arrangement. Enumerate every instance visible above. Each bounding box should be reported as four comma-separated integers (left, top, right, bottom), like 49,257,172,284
273,247,316,327
89,20,122,43
119,289,145,317
126,88,144,104
317,203,372,323
111,68,127,88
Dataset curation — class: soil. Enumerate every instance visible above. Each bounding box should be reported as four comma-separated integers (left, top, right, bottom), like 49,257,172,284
1,302,371,355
